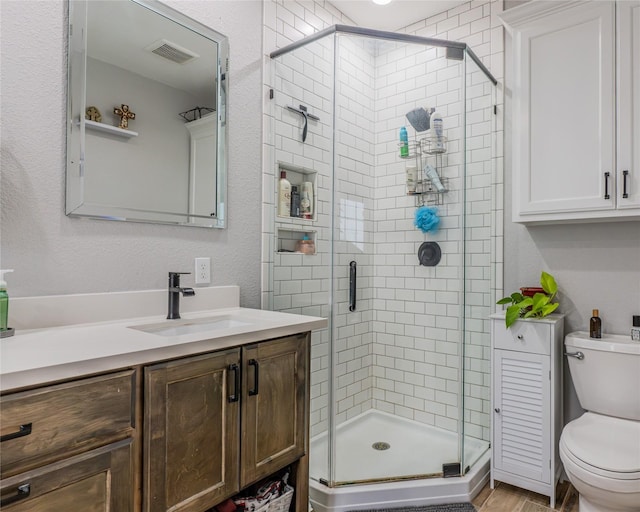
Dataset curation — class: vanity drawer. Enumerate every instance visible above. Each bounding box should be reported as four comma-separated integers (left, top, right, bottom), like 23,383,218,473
0,370,136,478
492,319,551,355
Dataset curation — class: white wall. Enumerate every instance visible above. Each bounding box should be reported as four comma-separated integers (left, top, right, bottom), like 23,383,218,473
0,0,263,307
85,58,192,213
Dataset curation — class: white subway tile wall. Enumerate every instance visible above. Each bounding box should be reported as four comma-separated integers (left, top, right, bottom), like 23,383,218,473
262,0,504,454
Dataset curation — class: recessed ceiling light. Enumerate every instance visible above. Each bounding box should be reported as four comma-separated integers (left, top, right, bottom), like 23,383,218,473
372,0,392,5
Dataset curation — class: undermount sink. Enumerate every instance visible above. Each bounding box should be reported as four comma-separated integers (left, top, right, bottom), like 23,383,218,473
130,315,251,337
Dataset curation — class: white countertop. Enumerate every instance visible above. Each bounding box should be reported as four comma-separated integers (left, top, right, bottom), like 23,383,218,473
0,307,327,392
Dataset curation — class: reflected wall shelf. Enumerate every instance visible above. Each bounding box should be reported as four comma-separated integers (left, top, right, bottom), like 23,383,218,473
84,119,138,138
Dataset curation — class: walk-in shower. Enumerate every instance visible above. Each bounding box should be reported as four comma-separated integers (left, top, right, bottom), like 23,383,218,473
264,24,498,512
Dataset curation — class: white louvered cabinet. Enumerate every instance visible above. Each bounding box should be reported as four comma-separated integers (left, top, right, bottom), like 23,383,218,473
490,314,564,508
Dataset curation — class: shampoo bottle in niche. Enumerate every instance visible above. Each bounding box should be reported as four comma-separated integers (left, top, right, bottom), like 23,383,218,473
589,309,602,339
301,181,313,219
290,185,301,217
278,171,291,217
430,111,444,152
0,269,14,337
399,126,409,157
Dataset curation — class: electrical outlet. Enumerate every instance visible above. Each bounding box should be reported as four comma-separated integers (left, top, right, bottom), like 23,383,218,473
195,257,211,284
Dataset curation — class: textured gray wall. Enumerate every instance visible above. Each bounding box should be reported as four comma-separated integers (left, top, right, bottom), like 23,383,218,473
0,0,263,307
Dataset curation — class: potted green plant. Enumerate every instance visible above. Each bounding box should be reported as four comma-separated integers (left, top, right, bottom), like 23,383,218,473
497,271,559,328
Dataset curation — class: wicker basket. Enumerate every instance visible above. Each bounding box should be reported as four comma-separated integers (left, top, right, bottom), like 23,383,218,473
266,486,293,512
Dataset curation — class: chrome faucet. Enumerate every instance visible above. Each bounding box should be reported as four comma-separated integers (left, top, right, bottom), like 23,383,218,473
167,272,195,320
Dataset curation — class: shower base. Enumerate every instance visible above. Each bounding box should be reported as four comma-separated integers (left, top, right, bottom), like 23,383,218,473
309,410,490,512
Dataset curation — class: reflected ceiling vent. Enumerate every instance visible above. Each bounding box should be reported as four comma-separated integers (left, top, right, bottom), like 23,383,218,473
145,39,199,64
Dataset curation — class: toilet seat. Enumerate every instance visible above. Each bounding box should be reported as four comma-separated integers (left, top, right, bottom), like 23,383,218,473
561,413,640,478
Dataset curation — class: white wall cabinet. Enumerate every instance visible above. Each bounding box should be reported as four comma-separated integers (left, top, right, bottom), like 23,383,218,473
501,1,640,223
490,314,564,508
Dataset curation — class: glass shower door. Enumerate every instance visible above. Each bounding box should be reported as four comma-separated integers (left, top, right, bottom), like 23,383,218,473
267,33,336,486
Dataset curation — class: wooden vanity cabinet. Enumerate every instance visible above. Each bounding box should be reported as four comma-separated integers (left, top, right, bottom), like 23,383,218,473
144,332,310,512
0,370,137,511
0,332,310,512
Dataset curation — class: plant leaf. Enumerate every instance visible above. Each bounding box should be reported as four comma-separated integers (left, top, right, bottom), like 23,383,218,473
511,292,524,303
505,305,521,328
540,271,558,295
541,302,560,316
531,292,550,310
497,297,513,305
514,297,533,309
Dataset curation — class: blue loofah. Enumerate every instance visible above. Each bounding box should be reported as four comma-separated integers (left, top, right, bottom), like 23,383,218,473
414,206,440,233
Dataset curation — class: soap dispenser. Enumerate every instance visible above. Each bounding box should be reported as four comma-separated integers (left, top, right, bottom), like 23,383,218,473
0,269,15,338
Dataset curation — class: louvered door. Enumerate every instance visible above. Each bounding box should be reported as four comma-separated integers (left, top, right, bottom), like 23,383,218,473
493,350,551,483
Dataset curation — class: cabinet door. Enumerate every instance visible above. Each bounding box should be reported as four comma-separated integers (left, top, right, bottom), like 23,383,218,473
0,439,133,511
493,350,551,484
241,334,309,487
617,1,640,209
511,1,615,218
144,349,241,512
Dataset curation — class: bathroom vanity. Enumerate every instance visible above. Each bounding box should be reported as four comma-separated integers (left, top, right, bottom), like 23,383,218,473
0,287,326,512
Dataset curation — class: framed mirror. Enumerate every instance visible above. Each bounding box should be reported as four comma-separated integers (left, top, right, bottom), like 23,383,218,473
66,0,228,228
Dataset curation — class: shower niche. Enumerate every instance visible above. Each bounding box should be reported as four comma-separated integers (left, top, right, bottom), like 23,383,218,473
276,164,317,223
266,24,497,512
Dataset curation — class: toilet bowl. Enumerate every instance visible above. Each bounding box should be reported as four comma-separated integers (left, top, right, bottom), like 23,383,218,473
560,412,640,511
561,332,640,512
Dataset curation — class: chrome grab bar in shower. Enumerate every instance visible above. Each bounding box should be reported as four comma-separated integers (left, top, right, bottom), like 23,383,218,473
349,261,357,312
564,351,584,360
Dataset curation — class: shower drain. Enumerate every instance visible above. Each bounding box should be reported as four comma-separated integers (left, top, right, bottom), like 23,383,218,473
372,441,390,451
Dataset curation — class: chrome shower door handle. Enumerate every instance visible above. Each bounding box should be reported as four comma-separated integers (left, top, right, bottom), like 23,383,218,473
564,351,584,360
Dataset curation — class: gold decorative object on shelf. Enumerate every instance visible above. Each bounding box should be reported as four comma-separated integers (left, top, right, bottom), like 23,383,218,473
114,104,136,129
85,106,102,122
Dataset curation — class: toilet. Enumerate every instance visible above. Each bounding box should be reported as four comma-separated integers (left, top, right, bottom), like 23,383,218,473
560,332,640,512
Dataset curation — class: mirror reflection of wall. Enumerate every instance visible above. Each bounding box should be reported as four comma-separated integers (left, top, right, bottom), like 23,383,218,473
66,0,228,228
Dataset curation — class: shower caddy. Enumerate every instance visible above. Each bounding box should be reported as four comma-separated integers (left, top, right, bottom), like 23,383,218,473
400,135,449,207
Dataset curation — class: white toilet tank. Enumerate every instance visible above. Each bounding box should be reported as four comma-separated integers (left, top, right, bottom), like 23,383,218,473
565,332,640,420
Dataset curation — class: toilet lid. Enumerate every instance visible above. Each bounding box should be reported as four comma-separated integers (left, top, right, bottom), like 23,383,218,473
563,413,640,474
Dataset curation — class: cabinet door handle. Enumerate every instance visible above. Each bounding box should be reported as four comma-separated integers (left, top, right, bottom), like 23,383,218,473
494,408,500,413
228,363,240,403
248,359,259,396
622,170,629,199
1,423,32,442
517,335,524,340
0,484,31,507
604,172,611,199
